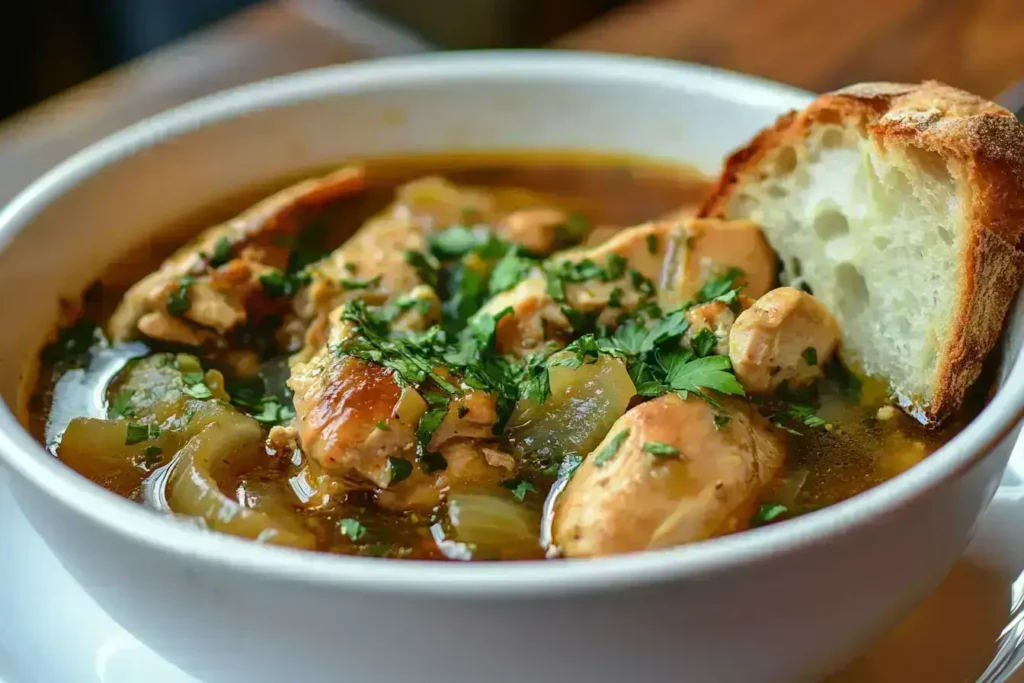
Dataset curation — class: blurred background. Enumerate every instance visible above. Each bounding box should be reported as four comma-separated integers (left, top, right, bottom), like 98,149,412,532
0,0,630,121
0,0,1022,204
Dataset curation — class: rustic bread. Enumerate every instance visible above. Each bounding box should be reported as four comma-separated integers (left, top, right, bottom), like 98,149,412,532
700,81,1024,424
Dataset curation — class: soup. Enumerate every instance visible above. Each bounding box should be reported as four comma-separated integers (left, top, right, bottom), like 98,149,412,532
28,154,976,561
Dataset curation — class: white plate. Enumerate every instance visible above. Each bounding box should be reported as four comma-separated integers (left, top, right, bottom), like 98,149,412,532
3,441,1024,683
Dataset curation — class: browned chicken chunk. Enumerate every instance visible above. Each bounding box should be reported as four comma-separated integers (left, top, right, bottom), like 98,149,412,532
553,393,786,558
729,287,839,393
109,166,366,344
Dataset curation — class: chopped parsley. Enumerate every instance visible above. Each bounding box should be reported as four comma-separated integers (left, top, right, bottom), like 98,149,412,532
46,319,101,366
489,248,534,294
125,422,161,446
628,269,656,298
429,226,484,259
603,254,627,282
500,478,537,502
419,451,448,474
182,383,213,400
340,275,382,291
608,287,624,308
642,441,680,458
593,429,630,467
645,233,658,254
338,518,368,541
772,402,828,433
713,414,731,430
751,503,789,526
376,420,390,431
140,445,164,468
697,267,744,305
259,269,311,298
166,276,195,317
208,236,233,267
251,397,296,425
387,457,413,484
404,250,440,288
109,390,135,418
802,347,818,366
690,328,717,357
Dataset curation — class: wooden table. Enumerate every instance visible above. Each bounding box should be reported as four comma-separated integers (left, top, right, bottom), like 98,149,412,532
2,0,1022,208
1,1,1023,680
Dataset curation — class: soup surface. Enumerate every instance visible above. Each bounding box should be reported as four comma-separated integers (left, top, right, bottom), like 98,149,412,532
29,153,973,561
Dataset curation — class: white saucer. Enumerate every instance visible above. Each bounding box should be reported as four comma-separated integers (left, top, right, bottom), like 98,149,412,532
4,440,1024,683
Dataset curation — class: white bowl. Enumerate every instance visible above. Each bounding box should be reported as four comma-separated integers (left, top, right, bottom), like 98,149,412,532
1,51,1022,683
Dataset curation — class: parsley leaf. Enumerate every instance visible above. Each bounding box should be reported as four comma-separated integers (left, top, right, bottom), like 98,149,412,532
802,347,818,366
125,423,161,446
387,457,413,484
340,275,382,291
209,236,233,268
752,503,789,526
429,226,483,259
500,478,537,502
645,233,658,254
593,429,630,467
642,441,680,458
489,248,534,294
697,267,744,304
404,250,441,288
663,352,745,399
259,269,310,298
251,397,296,425
690,328,718,358
338,518,368,541
603,254,627,282
109,390,135,418
46,319,101,367
166,276,195,317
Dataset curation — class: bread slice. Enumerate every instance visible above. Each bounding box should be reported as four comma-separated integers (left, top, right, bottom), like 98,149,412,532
700,81,1024,425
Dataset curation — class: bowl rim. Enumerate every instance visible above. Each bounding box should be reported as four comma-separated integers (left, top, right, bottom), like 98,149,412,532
1,49,1022,598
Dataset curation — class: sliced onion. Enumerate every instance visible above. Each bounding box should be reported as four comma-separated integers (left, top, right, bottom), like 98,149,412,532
505,353,635,467
166,411,315,549
442,490,543,560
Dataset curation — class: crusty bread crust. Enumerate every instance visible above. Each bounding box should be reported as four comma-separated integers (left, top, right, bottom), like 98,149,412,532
700,81,1024,424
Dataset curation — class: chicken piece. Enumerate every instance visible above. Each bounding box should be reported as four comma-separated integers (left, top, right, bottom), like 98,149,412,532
670,218,775,306
289,353,423,487
427,390,499,446
375,439,515,511
553,393,786,558
109,166,366,342
497,207,571,255
289,342,499,485
482,218,775,356
729,287,839,393
683,296,755,355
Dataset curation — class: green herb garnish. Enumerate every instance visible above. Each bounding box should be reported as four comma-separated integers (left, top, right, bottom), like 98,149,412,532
109,390,135,418
166,276,195,317
642,441,680,458
209,236,233,267
125,422,161,446
500,478,537,502
340,275,382,291
802,347,818,366
338,518,368,541
593,429,630,467
387,457,413,484
690,328,717,358
752,503,789,526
